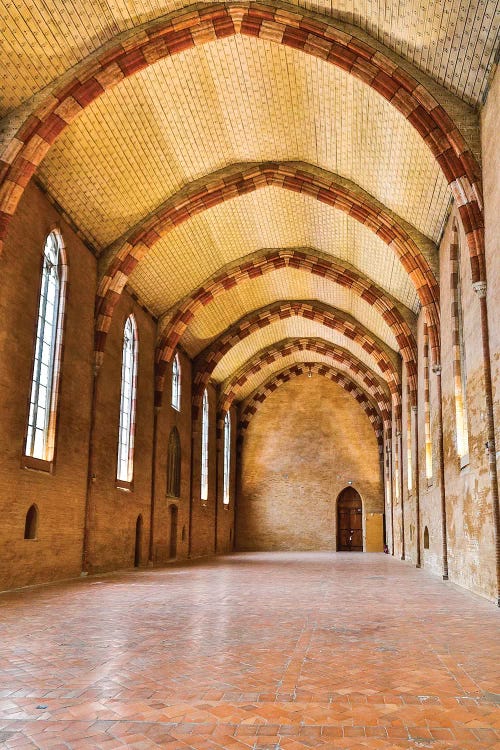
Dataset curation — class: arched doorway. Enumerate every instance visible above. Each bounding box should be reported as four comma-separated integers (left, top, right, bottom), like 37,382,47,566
134,515,143,567
169,505,178,560
337,487,363,551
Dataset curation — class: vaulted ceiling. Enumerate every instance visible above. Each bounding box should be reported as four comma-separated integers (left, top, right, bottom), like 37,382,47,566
1,0,497,419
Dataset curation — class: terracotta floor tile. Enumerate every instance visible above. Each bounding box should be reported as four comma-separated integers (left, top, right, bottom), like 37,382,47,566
0,552,499,749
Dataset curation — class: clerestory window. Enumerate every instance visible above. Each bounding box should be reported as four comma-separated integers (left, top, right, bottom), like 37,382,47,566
117,315,138,485
223,411,231,505
171,353,181,411
25,230,66,465
200,389,209,501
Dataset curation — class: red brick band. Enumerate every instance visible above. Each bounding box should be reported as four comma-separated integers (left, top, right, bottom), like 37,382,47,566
217,337,393,426
192,300,401,409
237,363,384,447
0,2,481,365
155,248,415,406
101,161,437,377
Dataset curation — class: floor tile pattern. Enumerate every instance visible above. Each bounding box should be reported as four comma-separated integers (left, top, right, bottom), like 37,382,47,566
0,552,499,748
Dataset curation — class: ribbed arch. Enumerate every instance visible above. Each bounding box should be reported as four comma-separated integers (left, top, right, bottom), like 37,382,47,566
218,337,393,425
238,363,385,447
192,300,400,409
154,247,417,405
96,162,438,373
0,2,482,287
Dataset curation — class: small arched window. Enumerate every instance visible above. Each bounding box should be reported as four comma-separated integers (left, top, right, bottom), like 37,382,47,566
167,427,181,497
223,411,231,505
25,230,66,463
423,526,430,550
24,504,38,540
117,315,138,484
200,389,209,501
171,353,181,411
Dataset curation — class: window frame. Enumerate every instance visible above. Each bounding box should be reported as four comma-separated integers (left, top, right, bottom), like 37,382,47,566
171,353,181,411
450,226,469,465
200,389,209,501
24,229,67,472
223,410,231,506
116,314,138,489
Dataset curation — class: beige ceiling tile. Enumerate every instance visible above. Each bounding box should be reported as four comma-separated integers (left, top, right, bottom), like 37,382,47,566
234,349,380,403
211,317,386,383
130,187,418,318
1,0,496,116
181,267,399,356
37,36,450,249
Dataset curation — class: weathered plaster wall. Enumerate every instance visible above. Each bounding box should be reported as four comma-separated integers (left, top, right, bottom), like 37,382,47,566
482,64,500,472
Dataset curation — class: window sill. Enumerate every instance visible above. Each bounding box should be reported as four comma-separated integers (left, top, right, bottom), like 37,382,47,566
116,480,134,492
426,478,433,489
166,493,181,500
460,454,470,470
23,456,53,474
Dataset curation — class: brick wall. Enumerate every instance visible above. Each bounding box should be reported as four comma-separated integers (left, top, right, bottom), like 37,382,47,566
236,375,384,551
0,182,95,589
153,349,192,565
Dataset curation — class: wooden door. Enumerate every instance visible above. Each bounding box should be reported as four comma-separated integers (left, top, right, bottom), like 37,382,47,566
337,488,363,551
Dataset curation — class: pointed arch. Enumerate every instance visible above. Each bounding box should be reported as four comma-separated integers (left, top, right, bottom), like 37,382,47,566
0,2,481,292
154,247,416,405
24,504,39,540
97,162,438,374
192,300,401,410
238,363,384,447
218,337,393,425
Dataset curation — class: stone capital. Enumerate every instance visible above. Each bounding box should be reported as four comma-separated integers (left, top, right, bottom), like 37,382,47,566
472,280,487,298
432,363,442,375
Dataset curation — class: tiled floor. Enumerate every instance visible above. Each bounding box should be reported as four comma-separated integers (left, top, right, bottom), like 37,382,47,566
0,553,499,749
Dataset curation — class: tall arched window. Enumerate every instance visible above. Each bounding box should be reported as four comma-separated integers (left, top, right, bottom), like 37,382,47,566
25,230,67,464
450,226,469,461
223,411,231,505
406,393,413,492
167,427,181,497
423,327,433,480
117,315,138,485
200,389,209,501
171,353,181,411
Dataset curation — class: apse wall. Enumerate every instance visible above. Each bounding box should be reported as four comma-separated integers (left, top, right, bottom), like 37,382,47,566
236,375,384,551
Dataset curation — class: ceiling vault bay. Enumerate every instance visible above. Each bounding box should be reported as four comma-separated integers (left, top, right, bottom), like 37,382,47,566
1,0,494,414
